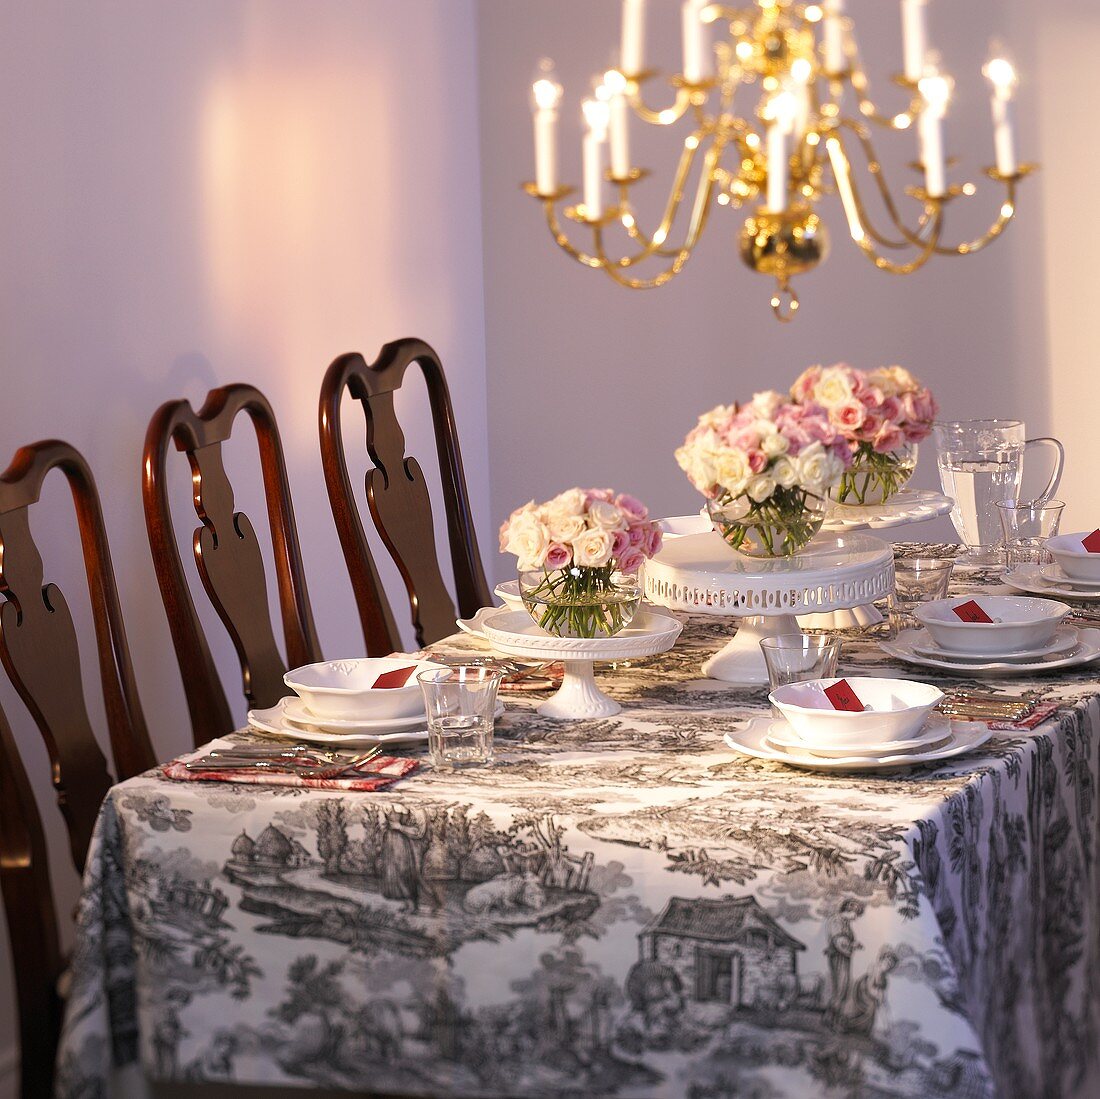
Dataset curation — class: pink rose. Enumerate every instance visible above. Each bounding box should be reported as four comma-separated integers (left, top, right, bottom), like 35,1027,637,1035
544,541,572,570
627,525,647,548
861,411,883,439
904,420,932,444
617,547,646,575
614,493,648,521
748,449,768,474
832,400,866,433
584,487,614,505
610,529,631,557
790,365,822,403
873,423,905,454
879,395,903,424
860,387,885,410
910,387,938,424
644,526,663,557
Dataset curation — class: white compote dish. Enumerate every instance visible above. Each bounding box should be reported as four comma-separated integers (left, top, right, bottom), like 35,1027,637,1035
1045,532,1100,582
769,677,943,748
284,657,445,721
914,595,1069,655
1003,563,1100,603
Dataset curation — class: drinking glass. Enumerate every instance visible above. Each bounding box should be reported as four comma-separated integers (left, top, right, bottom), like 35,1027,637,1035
417,666,502,768
889,557,955,637
997,499,1065,569
760,635,842,712
934,420,1064,564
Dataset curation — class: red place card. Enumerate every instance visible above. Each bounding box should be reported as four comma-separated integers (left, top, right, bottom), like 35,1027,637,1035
372,666,418,689
1083,529,1100,553
952,599,993,623
824,679,865,712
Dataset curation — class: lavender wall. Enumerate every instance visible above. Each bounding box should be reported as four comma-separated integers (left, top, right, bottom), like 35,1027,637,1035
0,2,488,1090
477,0,1070,565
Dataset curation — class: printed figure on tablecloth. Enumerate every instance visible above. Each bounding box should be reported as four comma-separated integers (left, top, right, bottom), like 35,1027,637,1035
380,806,427,912
823,897,864,1027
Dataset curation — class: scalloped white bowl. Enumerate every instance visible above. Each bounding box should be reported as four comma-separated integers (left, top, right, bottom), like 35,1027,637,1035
1045,532,1100,582
493,580,525,613
914,595,1069,654
769,677,943,748
284,657,446,721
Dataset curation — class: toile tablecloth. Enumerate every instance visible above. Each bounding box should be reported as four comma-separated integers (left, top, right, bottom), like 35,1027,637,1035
55,550,1100,1099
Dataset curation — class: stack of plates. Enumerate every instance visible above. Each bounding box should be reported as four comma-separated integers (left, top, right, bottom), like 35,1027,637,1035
724,713,991,772
1005,563,1100,602
248,696,505,747
880,625,1100,675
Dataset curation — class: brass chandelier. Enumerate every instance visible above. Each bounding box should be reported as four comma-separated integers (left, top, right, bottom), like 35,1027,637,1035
523,0,1034,321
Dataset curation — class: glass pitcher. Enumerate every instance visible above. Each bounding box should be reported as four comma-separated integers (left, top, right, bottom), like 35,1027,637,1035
934,420,1064,564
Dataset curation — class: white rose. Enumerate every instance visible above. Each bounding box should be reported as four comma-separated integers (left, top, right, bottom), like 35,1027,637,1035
761,432,789,458
588,500,627,531
812,366,854,410
751,418,779,437
747,474,777,503
772,456,799,488
545,511,587,542
714,449,751,495
506,513,551,570
750,390,785,420
572,528,613,567
548,487,586,516
698,404,736,430
797,443,842,494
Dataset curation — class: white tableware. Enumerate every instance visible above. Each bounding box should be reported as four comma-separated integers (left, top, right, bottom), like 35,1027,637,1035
482,609,682,719
249,697,505,746
769,676,943,748
1002,564,1100,603
656,514,711,538
914,595,1069,655
1039,563,1100,591
880,627,1100,676
911,624,1080,663
821,488,954,533
283,657,445,722
282,696,429,734
723,716,992,772
1045,532,1100,582
456,606,505,640
763,711,953,758
493,580,525,612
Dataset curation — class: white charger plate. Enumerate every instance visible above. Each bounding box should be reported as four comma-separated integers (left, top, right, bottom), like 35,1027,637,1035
910,624,1080,663
762,711,953,758
880,627,1100,676
1004,564,1100,602
1039,563,1100,591
724,716,991,772
456,605,506,640
249,697,504,746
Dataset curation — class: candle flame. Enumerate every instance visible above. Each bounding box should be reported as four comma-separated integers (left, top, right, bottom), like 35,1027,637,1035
983,57,1017,99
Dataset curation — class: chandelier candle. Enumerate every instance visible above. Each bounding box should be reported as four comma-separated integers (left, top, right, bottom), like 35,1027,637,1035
606,70,631,179
823,0,846,74
581,95,609,219
681,0,711,84
917,67,950,198
766,92,797,212
901,0,928,82
620,0,645,76
984,56,1018,177
531,64,563,196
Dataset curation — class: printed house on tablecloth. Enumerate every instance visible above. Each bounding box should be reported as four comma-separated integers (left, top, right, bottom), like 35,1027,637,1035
638,896,805,1008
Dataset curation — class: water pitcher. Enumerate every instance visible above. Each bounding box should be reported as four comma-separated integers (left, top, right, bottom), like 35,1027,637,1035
934,420,1064,563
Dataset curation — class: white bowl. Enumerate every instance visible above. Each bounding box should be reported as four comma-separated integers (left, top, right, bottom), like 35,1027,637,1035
914,595,1069,654
1045,533,1100,582
284,658,446,721
770,677,944,748
493,580,525,613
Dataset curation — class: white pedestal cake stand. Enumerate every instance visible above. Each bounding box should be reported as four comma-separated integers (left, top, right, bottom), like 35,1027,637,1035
482,609,683,720
643,531,894,684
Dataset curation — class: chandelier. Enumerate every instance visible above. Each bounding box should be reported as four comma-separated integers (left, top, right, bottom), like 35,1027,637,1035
523,0,1034,321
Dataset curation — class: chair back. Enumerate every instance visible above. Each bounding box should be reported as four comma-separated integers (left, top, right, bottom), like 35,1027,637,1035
0,439,156,1099
143,384,321,744
319,337,491,651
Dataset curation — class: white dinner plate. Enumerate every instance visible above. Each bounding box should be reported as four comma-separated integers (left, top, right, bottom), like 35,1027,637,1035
910,625,1080,663
762,711,953,758
1039,563,1100,591
1004,564,1100,603
248,697,505,746
724,716,991,772
282,696,430,734
880,627,1100,676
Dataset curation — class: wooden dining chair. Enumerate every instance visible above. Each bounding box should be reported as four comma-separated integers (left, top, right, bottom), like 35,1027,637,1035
0,439,158,1099
143,384,322,745
319,337,492,652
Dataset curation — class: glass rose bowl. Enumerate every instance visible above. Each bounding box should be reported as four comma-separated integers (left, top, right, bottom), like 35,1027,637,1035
706,488,828,558
828,441,918,506
519,566,642,638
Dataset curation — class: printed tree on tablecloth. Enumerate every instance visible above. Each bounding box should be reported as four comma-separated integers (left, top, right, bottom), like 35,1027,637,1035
316,802,349,875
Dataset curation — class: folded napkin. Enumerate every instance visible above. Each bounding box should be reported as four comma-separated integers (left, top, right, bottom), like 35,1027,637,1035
162,749,419,791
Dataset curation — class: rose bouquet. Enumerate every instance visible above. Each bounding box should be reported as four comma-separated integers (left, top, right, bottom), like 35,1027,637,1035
675,392,852,557
790,363,938,505
498,488,663,637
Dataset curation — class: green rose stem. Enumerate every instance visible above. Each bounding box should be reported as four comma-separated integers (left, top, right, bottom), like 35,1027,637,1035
833,443,913,505
522,564,637,638
713,486,823,557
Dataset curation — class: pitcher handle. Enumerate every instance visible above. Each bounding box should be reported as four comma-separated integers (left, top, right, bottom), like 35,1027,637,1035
1023,437,1065,503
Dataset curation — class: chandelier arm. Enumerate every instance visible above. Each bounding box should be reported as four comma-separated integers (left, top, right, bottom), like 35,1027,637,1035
924,171,1031,256
840,30,922,131
629,78,694,127
853,205,946,275
541,201,605,269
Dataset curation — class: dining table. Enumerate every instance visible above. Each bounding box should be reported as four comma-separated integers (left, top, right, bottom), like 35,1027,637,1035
54,543,1100,1099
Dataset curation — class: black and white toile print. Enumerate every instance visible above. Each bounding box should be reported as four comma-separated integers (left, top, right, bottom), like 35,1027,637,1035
55,548,1100,1099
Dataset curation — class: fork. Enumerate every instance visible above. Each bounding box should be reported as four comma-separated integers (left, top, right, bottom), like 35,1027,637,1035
186,746,381,778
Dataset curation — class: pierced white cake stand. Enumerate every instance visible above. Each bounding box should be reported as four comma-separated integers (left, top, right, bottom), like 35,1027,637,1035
482,609,683,720
643,531,894,684
821,488,953,533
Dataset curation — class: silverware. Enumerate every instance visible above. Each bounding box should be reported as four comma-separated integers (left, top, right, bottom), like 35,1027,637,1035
185,746,381,778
